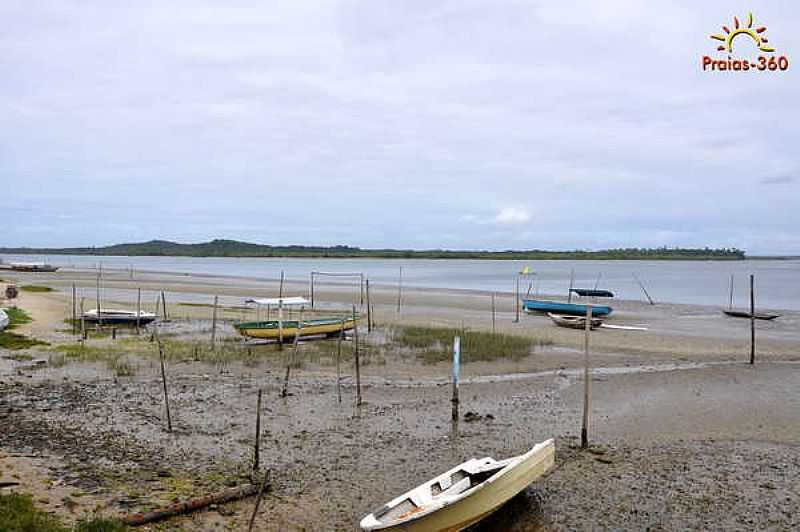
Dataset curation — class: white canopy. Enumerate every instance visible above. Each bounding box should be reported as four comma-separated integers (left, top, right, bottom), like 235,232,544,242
245,296,309,307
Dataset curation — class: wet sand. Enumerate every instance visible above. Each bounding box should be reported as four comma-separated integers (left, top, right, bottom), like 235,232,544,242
1,268,799,530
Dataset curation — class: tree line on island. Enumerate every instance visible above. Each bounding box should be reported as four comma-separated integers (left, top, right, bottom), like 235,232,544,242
0,239,746,260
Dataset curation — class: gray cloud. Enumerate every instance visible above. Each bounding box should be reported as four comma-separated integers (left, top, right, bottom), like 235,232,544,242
761,175,795,185
1,1,799,253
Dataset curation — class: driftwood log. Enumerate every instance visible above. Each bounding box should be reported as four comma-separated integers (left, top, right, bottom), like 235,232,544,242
121,481,268,526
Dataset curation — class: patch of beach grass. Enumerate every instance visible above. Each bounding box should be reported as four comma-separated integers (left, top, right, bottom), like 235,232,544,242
19,284,54,293
0,307,49,350
394,325,550,364
0,493,126,532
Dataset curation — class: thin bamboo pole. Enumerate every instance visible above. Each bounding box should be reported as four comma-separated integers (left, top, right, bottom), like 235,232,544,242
353,305,361,406
581,304,592,449
336,319,343,404
451,336,460,422
750,274,756,365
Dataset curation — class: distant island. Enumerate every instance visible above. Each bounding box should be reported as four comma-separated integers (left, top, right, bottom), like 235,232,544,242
0,239,746,260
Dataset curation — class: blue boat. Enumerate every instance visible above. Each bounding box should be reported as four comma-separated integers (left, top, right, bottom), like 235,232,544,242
522,299,612,317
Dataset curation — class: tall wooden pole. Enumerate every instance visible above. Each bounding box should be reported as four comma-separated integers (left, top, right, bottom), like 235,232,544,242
253,389,262,475
336,319,343,404
210,295,219,346
491,292,496,334
71,283,77,336
750,274,756,365
161,291,168,321
136,288,142,335
729,273,734,310
568,268,575,303
360,274,364,306
396,267,402,314
353,305,361,406
514,276,520,322
157,338,173,432
310,273,315,309
581,304,592,449
96,265,102,326
80,297,86,341
277,300,284,349
366,279,372,332
282,309,303,397
279,270,285,299
451,336,461,422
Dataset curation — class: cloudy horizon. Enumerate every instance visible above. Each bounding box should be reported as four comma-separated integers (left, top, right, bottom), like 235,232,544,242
2,1,798,254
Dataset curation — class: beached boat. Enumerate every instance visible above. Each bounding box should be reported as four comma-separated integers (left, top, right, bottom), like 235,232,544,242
548,312,603,330
570,288,614,298
8,262,59,273
82,309,157,325
523,299,612,317
0,309,8,331
360,439,555,532
722,309,780,321
234,317,355,341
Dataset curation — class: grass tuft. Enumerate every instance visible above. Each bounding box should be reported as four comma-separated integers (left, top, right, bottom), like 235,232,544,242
0,493,127,532
19,285,55,293
394,325,550,364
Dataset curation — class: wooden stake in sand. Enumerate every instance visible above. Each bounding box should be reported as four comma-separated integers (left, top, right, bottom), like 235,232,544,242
396,266,403,314
80,297,86,341
451,336,461,422
750,274,756,365
71,283,77,336
310,272,315,308
247,472,272,532
210,295,219,346
491,292,496,334
253,389,262,475
514,275,520,323
336,319,343,404
156,336,173,432
366,279,372,332
96,265,102,327
281,309,303,397
136,288,142,335
279,270,285,299
581,304,592,449
161,291,168,321
353,304,361,406
568,268,575,304
277,300,284,349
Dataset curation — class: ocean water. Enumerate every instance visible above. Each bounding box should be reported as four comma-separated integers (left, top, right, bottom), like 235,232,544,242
2,254,799,311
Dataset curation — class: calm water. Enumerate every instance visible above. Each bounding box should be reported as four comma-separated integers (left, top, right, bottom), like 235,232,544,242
2,254,799,311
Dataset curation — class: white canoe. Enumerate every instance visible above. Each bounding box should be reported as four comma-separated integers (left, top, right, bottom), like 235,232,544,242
360,439,555,532
82,309,157,325
0,309,8,331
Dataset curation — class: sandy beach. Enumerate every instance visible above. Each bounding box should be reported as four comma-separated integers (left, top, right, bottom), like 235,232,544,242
1,267,799,530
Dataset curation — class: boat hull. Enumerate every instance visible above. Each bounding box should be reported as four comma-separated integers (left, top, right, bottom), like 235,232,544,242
722,310,780,320
82,310,157,325
234,318,355,340
548,313,603,330
523,299,612,317
362,440,555,532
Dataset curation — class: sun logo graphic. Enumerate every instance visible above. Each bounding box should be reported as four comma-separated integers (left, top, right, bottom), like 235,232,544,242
702,12,788,72
710,12,773,53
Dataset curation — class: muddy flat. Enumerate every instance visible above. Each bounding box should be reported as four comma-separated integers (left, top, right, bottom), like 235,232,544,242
1,270,798,530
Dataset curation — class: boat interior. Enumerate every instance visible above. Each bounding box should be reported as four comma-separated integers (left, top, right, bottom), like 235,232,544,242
372,457,510,526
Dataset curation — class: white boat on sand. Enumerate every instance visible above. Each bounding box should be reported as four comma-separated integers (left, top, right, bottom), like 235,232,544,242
82,309,157,325
360,439,555,532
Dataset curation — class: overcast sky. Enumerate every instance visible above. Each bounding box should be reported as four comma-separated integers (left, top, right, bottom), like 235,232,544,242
2,1,798,253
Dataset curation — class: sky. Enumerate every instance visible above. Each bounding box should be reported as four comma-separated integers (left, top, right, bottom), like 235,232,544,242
1,1,798,253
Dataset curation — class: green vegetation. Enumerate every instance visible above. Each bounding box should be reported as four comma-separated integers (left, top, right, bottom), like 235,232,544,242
0,493,126,532
0,240,747,260
394,325,550,364
19,285,55,293
0,307,49,350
